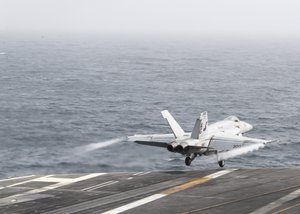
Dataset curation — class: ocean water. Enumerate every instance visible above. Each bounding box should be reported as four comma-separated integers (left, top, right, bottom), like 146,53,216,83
0,36,299,179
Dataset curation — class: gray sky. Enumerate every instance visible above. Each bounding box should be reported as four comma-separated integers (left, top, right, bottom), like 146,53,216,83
1,0,300,38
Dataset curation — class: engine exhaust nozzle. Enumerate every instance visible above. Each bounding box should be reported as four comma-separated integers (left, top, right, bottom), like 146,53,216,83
174,143,188,153
167,142,179,152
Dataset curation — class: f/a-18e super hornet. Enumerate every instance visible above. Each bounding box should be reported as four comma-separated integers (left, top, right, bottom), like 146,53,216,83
128,110,270,167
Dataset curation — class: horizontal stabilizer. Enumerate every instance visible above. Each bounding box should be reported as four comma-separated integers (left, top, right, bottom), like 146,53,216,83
161,110,185,138
134,141,168,148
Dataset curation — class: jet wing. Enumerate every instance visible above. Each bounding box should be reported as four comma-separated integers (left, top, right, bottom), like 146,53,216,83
127,134,175,148
209,133,269,151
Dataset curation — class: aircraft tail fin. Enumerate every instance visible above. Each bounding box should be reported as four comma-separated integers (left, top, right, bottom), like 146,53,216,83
191,111,208,139
161,110,185,138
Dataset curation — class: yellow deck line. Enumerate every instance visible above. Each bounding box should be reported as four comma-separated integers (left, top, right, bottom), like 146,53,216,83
103,169,236,214
182,184,300,214
161,177,210,195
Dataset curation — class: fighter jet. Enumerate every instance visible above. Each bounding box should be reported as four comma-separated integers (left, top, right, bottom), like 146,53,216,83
128,110,270,167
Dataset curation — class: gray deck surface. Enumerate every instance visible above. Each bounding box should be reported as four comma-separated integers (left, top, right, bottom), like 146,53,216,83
0,168,299,214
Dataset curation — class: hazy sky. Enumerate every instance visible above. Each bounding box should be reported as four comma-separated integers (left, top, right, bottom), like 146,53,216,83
1,0,300,38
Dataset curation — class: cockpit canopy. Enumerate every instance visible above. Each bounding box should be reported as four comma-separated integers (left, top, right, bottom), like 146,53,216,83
225,116,240,122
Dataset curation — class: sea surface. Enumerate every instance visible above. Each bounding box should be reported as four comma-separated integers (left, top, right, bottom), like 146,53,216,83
0,36,299,179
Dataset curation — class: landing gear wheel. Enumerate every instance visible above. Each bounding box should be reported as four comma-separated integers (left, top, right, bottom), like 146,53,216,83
218,160,225,168
185,157,192,166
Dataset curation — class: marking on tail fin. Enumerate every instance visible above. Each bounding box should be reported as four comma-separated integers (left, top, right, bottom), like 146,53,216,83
191,111,208,139
161,110,185,138
200,111,208,133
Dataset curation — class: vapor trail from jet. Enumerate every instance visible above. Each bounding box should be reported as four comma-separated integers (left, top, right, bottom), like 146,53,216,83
217,143,265,160
76,137,126,154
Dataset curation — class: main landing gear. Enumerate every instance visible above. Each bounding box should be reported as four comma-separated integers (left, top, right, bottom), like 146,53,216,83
218,160,225,168
184,153,225,167
185,154,197,166
216,152,225,168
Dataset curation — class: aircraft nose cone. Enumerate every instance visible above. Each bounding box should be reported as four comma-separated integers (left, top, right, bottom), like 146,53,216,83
243,123,253,132
248,124,253,130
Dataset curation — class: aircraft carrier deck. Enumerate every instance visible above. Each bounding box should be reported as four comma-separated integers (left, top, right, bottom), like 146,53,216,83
0,168,299,214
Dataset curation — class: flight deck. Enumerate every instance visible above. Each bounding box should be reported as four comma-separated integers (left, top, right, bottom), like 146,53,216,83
0,168,299,213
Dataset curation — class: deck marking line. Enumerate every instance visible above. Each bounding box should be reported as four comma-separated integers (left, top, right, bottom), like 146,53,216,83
182,184,300,214
42,177,199,214
133,172,143,176
162,169,236,195
5,175,52,188
272,202,300,214
0,175,35,182
138,172,151,176
161,177,210,195
0,173,106,206
87,181,119,191
102,169,236,214
103,194,165,214
81,181,114,191
249,188,300,214
34,177,75,183
83,181,119,192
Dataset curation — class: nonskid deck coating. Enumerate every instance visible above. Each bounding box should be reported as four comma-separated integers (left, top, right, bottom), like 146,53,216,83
0,169,299,214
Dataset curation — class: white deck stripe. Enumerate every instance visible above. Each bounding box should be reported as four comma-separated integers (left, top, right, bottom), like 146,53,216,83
5,176,52,188
87,181,119,191
133,172,143,176
34,177,75,183
82,180,119,191
103,194,165,214
138,172,151,176
204,169,235,179
102,169,236,214
0,175,35,182
6,173,106,188
249,188,300,214
82,181,113,191
0,173,106,206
